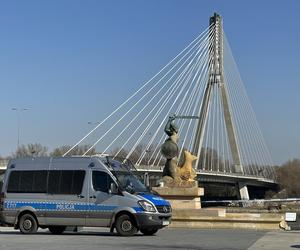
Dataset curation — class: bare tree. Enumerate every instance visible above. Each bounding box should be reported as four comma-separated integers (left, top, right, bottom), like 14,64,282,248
276,159,300,197
110,144,161,166
12,143,48,158
129,144,146,164
51,145,97,157
110,147,128,159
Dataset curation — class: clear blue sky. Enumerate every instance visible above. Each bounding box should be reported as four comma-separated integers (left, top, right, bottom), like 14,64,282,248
0,0,299,164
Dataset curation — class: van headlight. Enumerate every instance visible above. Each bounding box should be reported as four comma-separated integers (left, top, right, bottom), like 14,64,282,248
138,200,156,212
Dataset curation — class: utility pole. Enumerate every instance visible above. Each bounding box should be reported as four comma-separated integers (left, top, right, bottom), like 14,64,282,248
11,108,29,149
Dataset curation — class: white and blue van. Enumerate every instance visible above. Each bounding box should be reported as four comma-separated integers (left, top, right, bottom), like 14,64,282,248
0,156,171,236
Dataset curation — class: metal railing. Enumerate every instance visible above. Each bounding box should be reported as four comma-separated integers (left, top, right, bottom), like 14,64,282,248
202,198,300,207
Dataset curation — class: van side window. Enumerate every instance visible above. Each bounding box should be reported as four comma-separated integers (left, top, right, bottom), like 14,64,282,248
47,170,85,195
33,171,48,193
7,170,85,194
48,171,61,194
7,171,21,192
20,171,35,192
7,171,47,193
92,171,113,193
73,170,86,194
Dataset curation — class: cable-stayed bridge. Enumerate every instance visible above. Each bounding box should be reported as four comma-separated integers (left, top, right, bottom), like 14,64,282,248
65,13,277,199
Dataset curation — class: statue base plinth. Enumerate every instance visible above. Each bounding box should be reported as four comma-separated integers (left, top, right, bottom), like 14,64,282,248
152,186,204,209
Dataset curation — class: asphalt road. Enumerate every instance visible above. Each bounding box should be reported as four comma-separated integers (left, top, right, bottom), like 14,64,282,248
0,227,299,250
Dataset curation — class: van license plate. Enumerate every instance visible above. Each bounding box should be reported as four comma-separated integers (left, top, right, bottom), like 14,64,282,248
162,220,169,226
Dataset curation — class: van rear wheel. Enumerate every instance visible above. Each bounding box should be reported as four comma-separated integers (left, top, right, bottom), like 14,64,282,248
19,213,38,234
140,228,158,236
48,226,66,234
115,214,137,236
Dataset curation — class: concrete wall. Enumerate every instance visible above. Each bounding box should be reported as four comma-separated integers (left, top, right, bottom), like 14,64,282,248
170,209,284,230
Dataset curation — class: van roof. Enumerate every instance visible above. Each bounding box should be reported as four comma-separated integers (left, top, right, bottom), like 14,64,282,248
7,156,105,170
6,156,137,173
9,156,95,163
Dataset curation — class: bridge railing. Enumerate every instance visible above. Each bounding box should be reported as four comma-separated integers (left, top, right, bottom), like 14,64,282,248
202,198,300,209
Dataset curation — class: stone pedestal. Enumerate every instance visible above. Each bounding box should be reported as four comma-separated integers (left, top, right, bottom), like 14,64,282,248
152,186,204,209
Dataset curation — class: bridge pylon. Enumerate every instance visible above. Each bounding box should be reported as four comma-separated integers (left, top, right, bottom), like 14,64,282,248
192,13,249,199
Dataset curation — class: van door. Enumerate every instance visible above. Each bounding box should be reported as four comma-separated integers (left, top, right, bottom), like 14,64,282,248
86,170,118,227
45,170,87,226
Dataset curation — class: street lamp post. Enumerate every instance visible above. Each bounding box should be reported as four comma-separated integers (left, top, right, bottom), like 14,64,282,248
11,108,29,149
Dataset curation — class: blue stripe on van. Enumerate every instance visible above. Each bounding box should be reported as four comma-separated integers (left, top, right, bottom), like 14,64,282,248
4,201,142,213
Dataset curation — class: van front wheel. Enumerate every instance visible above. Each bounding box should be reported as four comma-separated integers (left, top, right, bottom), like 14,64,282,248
19,213,38,234
48,226,66,234
115,214,137,236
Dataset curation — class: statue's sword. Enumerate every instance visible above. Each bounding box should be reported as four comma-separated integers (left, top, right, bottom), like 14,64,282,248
173,115,200,120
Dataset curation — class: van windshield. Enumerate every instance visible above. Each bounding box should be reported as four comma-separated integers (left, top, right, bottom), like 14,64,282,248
102,156,148,193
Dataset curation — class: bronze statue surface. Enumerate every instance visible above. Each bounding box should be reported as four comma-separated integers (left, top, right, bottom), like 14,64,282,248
161,115,198,188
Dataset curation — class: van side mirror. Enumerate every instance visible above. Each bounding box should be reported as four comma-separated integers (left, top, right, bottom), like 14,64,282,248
109,182,119,194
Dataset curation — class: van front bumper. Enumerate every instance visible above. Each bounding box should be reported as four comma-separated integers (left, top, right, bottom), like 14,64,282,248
134,213,171,230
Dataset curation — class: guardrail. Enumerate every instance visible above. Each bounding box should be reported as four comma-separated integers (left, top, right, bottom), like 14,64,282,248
202,198,300,209
203,198,300,204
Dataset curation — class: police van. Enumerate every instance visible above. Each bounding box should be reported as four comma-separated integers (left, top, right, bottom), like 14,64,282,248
0,156,171,236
